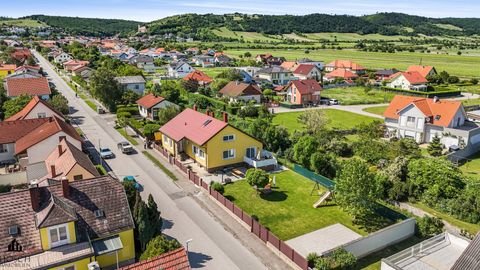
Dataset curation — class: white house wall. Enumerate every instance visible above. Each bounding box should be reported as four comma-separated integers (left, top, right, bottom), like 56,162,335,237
25,103,62,120
26,132,82,164
0,143,15,163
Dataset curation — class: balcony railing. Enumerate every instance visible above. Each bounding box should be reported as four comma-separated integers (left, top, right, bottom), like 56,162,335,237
243,150,278,169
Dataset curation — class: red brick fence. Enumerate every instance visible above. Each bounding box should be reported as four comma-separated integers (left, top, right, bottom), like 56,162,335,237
153,145,308,270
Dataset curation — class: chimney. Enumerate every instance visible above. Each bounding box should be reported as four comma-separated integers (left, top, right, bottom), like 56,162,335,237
51,165,56,177
205,109,210,117
193,104,198,111
59,136,66,142
61,177,69,198
223,112,228,123
433,96,439,103
210,111,214,118
29,185,40,212
58,144,63,155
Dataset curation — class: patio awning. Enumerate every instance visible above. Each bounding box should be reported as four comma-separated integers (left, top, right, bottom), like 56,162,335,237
92,235,123,256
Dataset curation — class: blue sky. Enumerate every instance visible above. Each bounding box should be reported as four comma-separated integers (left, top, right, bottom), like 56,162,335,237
1,0,479,22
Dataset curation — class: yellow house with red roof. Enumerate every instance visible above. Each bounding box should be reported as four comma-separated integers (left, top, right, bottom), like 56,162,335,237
155,108,277,172
0,64,16,78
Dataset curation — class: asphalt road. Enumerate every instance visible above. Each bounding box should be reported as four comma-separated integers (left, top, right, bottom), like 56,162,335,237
33,50,267,270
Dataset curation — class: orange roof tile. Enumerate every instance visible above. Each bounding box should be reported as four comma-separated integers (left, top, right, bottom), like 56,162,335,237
325,68,358,79
5,77,51,97
183,70,213,84
5,96,64,121
384,95,463,127
390,71,428,84
288,79,322,95
293,64,316,75
326,60,365,70
136,93,166,109
280,61,298,71
406,65,436,78
119,247,190,270
219,81,262,97
0,118,50,144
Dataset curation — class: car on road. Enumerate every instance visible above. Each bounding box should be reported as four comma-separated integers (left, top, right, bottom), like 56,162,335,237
117,141,134,154
123,176,141,190
328,99,339,105
99,147,114,159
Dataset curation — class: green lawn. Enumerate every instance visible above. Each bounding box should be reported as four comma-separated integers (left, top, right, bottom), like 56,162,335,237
304,32,409,42
197,67,232,78
273,109,378,133
412,202,480,235
223,170,366,240
224,48,480,78
462,98,480,107
363,106,388,116
460,152,480,181
322,87,395,105
213,27,282,43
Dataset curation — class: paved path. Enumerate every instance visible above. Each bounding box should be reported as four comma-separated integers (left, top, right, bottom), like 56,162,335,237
398,202,460,234
33,50,281,270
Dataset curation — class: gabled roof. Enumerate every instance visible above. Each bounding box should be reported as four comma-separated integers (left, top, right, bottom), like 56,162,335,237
257,66,290,74
390,71,428,85
15,116,82,154
406,65,436,78
293,64,317,75
5,77,51,97
0,118,50,144
288,79,322,95
159,109,228,146
280,61,298,71
325,68,358,79
326,60,365,70
452,233,480,270
119,247,190,270
35,195,77,228
219,81,262,97
383,95,463,127
114,76,146,85
136,93,166,109
6,96,64,121
183,70,213,84
44,138,99,180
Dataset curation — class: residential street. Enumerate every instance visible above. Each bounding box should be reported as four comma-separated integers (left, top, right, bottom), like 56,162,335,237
32,50,272,270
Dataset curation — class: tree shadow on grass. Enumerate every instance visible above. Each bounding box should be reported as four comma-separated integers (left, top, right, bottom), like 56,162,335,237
355,213,394,233
225,195,236,202
260,190,288,202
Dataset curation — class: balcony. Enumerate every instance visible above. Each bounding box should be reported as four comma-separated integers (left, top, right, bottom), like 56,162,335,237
243,150,278,170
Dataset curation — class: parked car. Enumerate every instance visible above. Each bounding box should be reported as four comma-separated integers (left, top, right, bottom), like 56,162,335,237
329,99,339,105
117,141,134,154
123,176,141,190
99,147,114,159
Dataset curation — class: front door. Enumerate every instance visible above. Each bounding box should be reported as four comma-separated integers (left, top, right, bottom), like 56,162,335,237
246,147,256,159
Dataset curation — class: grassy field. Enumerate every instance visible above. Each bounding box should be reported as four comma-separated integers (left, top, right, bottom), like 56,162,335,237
273,109,378,133
322,87,395,105
304,32,409,42
412,202,480,235
0,19,47,27
460,152,480,181
224,48,480,78
462,98,480,106
197,67,232,78
363,106,389,116
223,170,366,240
213,27,281,43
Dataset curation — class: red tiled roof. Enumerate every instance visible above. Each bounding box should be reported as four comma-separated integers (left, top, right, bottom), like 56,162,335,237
390,71,428,85
120,247,190,270
280,61,298,71
325,68,358,79
11,48,31,61
136,93,166,109
183,70,213,84
0,118,50,144
15,116,82,154
406,65,435,78
288,79,322,95
219,81,262,97
159,109,228,146
326,60,365,70
293,64,315,75
384,95,463,127
0,64,16,71
6,96,64,121
14,65,40,72
5,77,51,97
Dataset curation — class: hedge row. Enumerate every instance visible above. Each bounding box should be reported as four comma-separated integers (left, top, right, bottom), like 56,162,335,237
381,87,461,98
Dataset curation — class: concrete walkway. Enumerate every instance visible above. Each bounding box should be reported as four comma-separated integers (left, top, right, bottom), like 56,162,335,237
398,202,460,234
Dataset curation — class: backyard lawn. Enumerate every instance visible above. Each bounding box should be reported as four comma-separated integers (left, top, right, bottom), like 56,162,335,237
460,152,480,181
273,109,378,133
322,87,395,105
197,67,232,78
223,170,367,240
363,105,388,116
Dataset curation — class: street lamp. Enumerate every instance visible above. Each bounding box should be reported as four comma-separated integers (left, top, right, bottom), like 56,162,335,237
185,239,193,252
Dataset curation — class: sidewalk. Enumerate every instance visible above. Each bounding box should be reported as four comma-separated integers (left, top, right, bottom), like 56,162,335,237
134,137,294,270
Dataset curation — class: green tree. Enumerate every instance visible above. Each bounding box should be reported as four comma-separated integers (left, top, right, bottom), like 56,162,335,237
121,90,140,105
416,216,444,238
49,94,69,115
136,200,154,251
89,68,122,112
140,235,181,261
427,135,443,157
293,135,319,167
245,168,269,188
157,106,180,125
122,181,138,213
210,78,230,92
298,110,328,136
310,152,338,179
0,84,9,120
143,124,161,139
147,194,163,237
3,94,31,118
157,81,181,104
335,158,379,219
262,125,291,153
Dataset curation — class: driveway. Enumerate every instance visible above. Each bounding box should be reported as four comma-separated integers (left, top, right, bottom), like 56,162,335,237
33,50,270,270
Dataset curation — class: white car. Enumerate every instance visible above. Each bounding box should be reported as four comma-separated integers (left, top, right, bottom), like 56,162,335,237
329,99,339,105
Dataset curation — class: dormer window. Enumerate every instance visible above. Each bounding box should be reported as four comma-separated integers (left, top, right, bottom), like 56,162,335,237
94,209,105,219
49,224,69,248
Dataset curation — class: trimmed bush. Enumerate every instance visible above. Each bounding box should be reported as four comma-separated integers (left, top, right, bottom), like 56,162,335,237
210,181,225,194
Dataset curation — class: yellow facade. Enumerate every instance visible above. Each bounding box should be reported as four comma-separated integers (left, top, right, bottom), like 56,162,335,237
0,69,15,78
49,257,91,270
95,229,135,267
157,125,262,171
66,164,96,182
40,222,77,250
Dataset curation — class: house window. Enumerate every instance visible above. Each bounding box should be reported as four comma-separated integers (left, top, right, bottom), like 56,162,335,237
135,85,139,90
406,116,415,127
49,224,69,248
192,145,198,155
246,147,256,159
37,112,47,118
223,149,235,160
73,175,83,180
198,149,205,159
223,135,235,142
0,144,7,153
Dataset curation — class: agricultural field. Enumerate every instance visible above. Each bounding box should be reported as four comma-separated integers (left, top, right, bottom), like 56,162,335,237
304,32,409,42
322,87,395,105
212,27,282,43
224,48,480,78
273,108,378,133
0,19,47,27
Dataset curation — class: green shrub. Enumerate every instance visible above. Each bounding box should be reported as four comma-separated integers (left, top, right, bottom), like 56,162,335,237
245,168,269,188
0,185,12,193
416,216,444,238
210,181,225,194
117,106,139,115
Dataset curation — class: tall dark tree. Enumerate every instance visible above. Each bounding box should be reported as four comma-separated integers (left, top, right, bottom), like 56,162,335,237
89,68,122,111
427,135,443,157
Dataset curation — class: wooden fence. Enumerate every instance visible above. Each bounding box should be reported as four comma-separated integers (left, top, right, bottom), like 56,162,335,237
154,147,308,270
